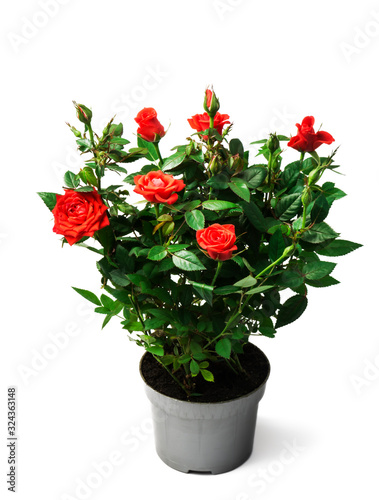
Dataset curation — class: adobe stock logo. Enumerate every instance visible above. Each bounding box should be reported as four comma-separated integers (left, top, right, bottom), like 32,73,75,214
340,10,379,63
8,0,72,54
349,352,379,395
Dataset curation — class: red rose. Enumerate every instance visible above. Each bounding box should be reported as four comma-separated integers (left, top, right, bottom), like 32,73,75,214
135,107,165,142
187,112,230,140
52,189,110,245
134,170,185,205
205,89,213,109
288,116,335,152
196,224,238,261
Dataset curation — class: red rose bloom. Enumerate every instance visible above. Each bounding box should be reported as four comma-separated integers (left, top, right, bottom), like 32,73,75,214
134,170,185,205
52,189,110,245
187,112,230,140
288,116,334,152
196,224,238,261
135,107,165,142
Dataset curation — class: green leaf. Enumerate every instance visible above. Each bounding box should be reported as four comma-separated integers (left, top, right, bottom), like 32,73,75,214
276,295,308,328
275,194,302,221
233,276,257,288
172,250,206,271
202,200,238,211
306,276,340,287
190,281,214,306
163,150,186,171
101,294,115,310
200,369,214,382
240,201,267,232
148,246,168,261
110,137,130,145
145,346,164,356
245,285,274,295
206,173,229,190
109,269,130,286
185,210,205,230
214,285,241,295
37,192,57,211
215,338,232,359
311,194,330,223
137,136,158,161
64,170,80,189
240,166,267,189
229,138,244,157
316,239,363,257
303,261,336,280
269,230,287,263
190,359,200,376
167,244,190,253
301,222,339,244
281,269,304,289
228,178,250,202
72,287,101,306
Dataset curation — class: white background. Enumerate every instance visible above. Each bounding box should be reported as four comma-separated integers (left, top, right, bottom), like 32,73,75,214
1,1,378,499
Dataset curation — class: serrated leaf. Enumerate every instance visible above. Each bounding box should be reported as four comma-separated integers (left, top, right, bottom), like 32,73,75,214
245,285,274,295
189,281,214,305
233,276,257,288
100,294,115,310
311,194,330,223
215,338,232,359
172,250,206,271
214,285,241,295
241,166,267,189
202,200,238,211
185,210,205,230
228,178,250,202
306,276,340,287
64,170,80,189
275,194,302,221
72,287,101,306
276,295,308,328
190,359,200,375
200,369,214,382
145,346,164,356
37,192,57,211
316,239,362,257
301,222,339,244
240,200,267,232
148,246,168,261
303,261,336,280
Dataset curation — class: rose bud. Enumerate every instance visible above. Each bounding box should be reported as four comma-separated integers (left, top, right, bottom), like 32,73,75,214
135,108,165,143
73,101,92,125
266,133,280,153
203,88,220,118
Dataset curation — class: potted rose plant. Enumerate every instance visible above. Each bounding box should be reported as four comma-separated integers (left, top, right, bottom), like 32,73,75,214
38,90,361,474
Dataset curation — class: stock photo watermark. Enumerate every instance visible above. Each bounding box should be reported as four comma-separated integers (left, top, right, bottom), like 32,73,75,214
247,107,296,148
61,417,154,500
17,302,94,386
213,0,246,20
235,438,306,499
349,352,379,395
51,64,169,181
7,0,73,54
340,9,379,63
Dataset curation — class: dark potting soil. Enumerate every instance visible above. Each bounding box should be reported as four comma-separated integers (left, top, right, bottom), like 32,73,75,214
140,342,270,403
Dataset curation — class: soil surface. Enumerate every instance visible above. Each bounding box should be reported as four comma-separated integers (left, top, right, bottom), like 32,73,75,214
140,343,270,403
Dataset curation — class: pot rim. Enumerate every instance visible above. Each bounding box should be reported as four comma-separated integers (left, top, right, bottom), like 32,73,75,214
139,342,271,406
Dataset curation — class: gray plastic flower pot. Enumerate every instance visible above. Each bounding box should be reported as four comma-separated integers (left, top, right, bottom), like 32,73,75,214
140,350,270,474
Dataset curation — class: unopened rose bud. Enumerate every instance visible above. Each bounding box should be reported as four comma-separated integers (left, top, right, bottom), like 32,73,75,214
203,88,220,118
266,134,280,153
308,166,324,186
209,155,220,174
301,187,312,208
73,101,92,125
